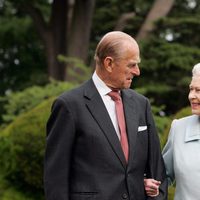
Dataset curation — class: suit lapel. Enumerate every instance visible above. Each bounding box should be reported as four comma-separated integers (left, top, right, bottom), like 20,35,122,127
84,80,127,168
121,90,139,164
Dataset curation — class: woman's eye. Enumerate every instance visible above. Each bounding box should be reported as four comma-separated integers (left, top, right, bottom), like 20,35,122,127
196,89,200,92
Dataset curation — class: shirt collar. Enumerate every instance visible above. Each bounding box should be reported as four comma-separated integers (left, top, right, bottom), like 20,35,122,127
92,71,112,97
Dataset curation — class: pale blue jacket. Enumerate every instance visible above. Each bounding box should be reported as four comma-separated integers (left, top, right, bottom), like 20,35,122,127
163,115,200,200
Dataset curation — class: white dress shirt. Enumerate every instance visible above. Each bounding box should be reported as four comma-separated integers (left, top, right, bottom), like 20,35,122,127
92,71,121,139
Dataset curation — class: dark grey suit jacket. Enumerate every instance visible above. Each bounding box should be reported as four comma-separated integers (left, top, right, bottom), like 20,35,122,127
44,79,167,200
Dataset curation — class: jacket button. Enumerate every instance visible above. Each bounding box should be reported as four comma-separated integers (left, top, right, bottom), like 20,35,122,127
122,193,128,199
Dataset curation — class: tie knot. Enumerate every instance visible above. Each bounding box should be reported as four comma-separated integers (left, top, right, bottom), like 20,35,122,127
108,91,121,101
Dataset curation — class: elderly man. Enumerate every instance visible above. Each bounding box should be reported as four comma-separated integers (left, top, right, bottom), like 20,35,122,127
44,31,167,200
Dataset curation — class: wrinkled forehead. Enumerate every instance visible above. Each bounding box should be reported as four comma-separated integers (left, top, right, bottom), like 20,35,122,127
190,75,200,87
123,41,140,60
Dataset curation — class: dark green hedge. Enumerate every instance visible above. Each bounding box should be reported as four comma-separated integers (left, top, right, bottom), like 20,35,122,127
0,97,55,199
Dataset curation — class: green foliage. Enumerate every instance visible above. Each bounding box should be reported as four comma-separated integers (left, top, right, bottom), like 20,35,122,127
131,0,200,116
0,79,77,199
90,0,154,59
135,38,200,115
154,115,171,146
162,106,191,149
0,179,36,200
0,81,75,124
148,104,171,147
93,0,135,33
0,1,48,96
171,0,200,17
136,84,172,96
168,185,176,200
58,55,92,84
0,98,54,199
2,189,34,200
155,16,200,47
173,106,191,119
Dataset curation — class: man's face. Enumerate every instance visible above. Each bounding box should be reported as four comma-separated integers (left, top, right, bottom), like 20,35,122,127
188,76,200,115
108,47,140,90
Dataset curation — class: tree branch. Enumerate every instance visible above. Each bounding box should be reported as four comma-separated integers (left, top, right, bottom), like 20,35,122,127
21,3,50,43
114,12,135,31
136,0,175,41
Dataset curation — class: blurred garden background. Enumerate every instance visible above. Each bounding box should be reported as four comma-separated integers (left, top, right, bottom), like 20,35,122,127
0,0,200,199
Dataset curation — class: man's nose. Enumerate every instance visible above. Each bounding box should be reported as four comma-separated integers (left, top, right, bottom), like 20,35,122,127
131,65,140,76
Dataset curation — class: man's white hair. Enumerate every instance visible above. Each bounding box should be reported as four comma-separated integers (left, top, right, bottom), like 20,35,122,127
192,63,200,77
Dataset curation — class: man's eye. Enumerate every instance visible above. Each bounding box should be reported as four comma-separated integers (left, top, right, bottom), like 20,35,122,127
128,64,137,68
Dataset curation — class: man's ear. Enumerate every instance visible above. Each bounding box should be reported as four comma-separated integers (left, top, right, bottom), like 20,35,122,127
103,57,113,72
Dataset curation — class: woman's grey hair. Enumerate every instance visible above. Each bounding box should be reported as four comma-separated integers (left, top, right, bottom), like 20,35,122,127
192,63,200,77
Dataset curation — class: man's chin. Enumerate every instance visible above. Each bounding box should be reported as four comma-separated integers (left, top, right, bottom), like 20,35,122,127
124,83,132,89
123,86,131,90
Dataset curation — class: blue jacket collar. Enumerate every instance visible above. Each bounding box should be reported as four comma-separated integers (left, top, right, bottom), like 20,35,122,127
185,115,200,142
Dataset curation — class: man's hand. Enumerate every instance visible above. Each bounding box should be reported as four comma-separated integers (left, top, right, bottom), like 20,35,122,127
144,178,161,197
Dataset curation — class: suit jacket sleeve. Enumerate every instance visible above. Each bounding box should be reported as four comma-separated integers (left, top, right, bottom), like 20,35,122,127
145,100,168,200
44,97,75,200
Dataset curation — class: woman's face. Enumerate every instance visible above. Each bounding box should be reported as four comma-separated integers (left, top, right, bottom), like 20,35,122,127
188,76,200,115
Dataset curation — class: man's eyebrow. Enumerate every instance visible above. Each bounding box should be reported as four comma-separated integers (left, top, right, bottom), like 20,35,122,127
131,59,141,64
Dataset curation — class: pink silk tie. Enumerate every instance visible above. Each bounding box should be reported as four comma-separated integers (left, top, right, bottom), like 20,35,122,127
108,91,129,162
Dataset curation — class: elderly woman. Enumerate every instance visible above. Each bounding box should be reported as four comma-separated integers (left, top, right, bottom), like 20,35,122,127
145,63,200,200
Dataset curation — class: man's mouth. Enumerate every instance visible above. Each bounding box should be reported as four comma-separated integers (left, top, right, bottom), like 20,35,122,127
127,77,133,81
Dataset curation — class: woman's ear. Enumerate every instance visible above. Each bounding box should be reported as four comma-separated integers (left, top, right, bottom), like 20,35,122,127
103,56,113,72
